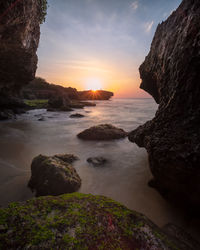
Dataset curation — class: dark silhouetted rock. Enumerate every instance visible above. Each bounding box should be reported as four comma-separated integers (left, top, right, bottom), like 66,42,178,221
78,90,114,100
129,0,200,211
87,157,108,166
0,193,197,249
78,124,127,141
0,1,43,117
70,113,85,118
28,154,81,197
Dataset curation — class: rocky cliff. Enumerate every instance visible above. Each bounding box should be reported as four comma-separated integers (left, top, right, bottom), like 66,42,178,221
129,0,200,211
0,0,44,118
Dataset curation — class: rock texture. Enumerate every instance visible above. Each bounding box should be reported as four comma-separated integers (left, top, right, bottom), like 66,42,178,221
78,124,127,141
0,0,43,118
0,193,198,249
129,0,200,210
28,154,81,197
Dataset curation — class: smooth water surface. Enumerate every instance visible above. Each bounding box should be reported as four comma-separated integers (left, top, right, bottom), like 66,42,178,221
0,98,196,234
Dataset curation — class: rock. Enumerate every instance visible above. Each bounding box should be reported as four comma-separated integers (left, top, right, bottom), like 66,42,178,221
77,124,127,141
48,96,71,109
70,113,85,118
69,102,84,109
87,157,108,166
79,101,96,107
0,0,43,114
0,193,197,249
128,0,200,210
78,90,114,100
163,223,200,250
38,117,45,121
28,154,81,197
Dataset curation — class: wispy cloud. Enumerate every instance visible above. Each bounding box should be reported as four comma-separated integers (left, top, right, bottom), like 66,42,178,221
131,1,139,11
144,21,154,33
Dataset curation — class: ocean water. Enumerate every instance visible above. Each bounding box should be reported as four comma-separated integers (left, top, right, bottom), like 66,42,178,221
0,98,196,233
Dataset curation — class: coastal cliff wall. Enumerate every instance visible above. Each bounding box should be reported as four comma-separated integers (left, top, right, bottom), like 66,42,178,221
0,0,44,116
129,0,200,210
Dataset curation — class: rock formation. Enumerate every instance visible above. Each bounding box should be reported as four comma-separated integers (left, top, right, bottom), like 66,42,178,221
28,154,81,196
129,0,200,210
0,0,44,118
78,90,114,100
0,193,198,249
78,124,127,141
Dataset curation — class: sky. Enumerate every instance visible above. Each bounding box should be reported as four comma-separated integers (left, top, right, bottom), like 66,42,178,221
36,0,182,98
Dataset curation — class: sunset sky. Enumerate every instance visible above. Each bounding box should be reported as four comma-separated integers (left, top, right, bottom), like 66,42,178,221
37,0,182,98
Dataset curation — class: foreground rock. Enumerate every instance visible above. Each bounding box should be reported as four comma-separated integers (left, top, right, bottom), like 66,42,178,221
87,157,108,166
129,0,200,210
78,124,127,141
0,0,44,117
0,193,198,249
28,154,81,196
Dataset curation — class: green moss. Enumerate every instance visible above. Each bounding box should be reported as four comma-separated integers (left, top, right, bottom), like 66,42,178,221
0,193,181,249
24,99,48,108
39,0,48,24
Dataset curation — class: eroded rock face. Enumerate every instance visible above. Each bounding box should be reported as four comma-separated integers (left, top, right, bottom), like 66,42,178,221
0,193,198,249
129,0,200,210
77,124,127,141
28,154,81,196
0,0,42,116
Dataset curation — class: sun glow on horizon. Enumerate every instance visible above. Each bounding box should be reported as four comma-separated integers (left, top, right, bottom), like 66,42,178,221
85,78,103,91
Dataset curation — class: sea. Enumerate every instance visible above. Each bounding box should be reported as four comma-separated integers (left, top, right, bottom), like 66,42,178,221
0,98,198,236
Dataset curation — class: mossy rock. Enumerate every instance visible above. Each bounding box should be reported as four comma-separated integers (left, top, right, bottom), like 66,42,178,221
28,154,81,197
0,193,196,249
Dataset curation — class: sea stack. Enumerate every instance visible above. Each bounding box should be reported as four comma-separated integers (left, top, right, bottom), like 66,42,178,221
129,0,200,211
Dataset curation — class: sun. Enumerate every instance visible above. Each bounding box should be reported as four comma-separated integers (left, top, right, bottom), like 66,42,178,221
85,78,102,91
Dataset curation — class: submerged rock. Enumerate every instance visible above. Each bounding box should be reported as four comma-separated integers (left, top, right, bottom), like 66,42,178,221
129,0,200,210
28,154,81,197
0,193,197,249
70,113,85,118
77,124,127,141
87,157,108,166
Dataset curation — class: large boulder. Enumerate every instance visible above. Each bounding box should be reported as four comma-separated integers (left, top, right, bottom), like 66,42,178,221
129,0,200,211
77,124,127,141
0,0,44,115
0,193,198,249
28,154,81,196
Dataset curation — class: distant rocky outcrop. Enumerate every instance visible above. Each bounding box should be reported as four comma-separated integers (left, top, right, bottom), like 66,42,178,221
129,0,200,211
0,193,198,249
21,78,113,101
78,124,127,141
21,77,79,100
28,154,81,197
0,0,44,119
78,90,114,100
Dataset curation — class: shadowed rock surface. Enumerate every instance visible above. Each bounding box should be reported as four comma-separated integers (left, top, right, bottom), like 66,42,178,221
87,157,108,166
28,154,81,197
0,193,198,249
0,0,43,118
78,124,127,141
70,113,85,118
129,0,200,210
